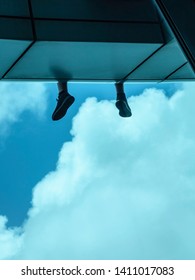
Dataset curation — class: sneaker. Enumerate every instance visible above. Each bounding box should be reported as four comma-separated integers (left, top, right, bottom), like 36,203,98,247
52,91,75,121
115,82,132,118
115,99,132,117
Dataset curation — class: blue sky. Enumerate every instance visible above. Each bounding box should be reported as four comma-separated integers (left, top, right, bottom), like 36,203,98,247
0,81,195,259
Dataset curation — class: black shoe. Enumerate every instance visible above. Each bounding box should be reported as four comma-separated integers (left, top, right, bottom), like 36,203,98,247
52,91,75,121
115,99,132,118
115,82,132,118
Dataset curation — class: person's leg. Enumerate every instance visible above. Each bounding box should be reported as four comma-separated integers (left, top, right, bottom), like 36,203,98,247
52,81,75,121
115,82,132,117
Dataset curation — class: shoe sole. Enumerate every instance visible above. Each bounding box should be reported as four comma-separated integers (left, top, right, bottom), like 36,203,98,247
52,95,75,121
115,100,132,118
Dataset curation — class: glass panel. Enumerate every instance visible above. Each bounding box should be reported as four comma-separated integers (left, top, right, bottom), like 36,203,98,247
0,0,30,17
31,0,159,22
168,63,195,80
6,42,161,80
0,18,33,40
128,40,187,80
34,20,163,44
0,40,32,77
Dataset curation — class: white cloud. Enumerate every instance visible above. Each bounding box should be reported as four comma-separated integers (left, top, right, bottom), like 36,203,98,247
1,82,195,259
0,216,22,259
0,82,48,134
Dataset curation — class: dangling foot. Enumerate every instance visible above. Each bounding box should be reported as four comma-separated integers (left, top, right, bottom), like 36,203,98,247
115,82,132,118
115,99,132,117
52,91,75,121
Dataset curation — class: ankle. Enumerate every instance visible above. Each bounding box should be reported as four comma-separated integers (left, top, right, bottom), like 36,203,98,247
57,81,68,93
117,92,127,101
